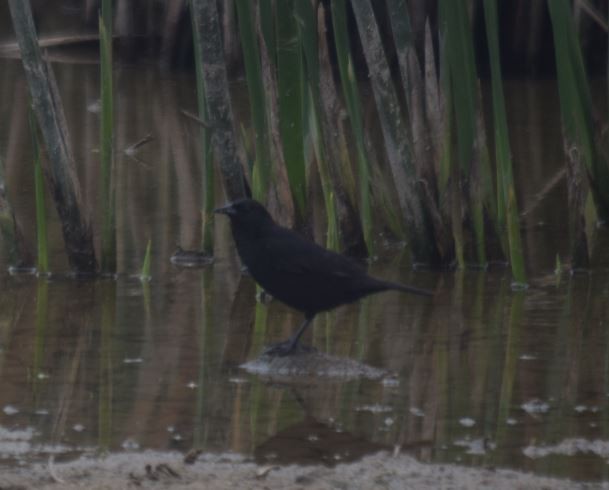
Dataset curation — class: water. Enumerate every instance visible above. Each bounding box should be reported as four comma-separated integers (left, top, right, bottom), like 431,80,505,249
1,55,609,483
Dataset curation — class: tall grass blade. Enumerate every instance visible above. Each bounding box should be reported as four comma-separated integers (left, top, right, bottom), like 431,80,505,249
483,0,526,284
386,0,412,73
189,0,214,254
29,106,48,274
259,0,276,62
387,0,425,169
331,0,374,255
0,155,33,269
440,0,490,266
308,94,339,250
140,238,152,281
101,0,112,41
439,1,476,173
423,20,444,169
386,3,448,259
316,4,365,255
350,0,436,263
275,0,307,220
256,13,296,226
549,0,609,221
99,13,116,273
564,140,590,267
296,0,339,250
235,0,272,200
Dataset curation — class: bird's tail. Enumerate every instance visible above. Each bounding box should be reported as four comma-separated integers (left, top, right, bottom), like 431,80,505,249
383,280,433,297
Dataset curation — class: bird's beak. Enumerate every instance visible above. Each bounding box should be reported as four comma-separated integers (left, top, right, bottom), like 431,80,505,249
213,202,236,216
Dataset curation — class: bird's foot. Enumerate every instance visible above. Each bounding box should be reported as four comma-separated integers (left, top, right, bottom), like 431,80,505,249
262,340,316,357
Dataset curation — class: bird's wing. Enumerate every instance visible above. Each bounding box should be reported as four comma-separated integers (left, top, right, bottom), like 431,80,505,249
263,227,364,279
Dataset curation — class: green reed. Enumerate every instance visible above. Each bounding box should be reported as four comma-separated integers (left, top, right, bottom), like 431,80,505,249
548,0,609,266
235,0,272,201
440,0,492,267
9,1,609,276
276,0,307,220
296,0,339,249
190,0,214,254
29,106,48,273
483,0,526,284
140,238,152,281
99,6,116,273
331,0,374,255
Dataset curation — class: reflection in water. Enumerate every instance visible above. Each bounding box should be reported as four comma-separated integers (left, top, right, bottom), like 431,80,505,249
1,265,609,482
254,415,388,466
1,59,609,483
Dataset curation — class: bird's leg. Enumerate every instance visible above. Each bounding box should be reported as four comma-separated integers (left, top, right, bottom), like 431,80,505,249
263,314,316,357
286,314,315,351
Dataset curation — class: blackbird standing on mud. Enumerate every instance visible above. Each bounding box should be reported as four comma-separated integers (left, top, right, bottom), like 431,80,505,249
215,199,433,356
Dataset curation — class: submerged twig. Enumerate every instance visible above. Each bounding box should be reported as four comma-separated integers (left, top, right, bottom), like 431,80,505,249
125,153,153,170
48,455,66,484
180,109,214,129
521,167,567,216
576,0,608,32
124,133,154,155
0,33,104,56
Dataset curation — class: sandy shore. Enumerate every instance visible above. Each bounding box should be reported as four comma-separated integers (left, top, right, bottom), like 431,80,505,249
1,451,605,490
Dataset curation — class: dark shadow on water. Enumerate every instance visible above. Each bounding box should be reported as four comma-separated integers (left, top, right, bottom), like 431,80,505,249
253,386,389,466
254,415,388,467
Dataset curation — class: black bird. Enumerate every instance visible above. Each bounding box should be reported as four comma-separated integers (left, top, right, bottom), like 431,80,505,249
215,199,433,356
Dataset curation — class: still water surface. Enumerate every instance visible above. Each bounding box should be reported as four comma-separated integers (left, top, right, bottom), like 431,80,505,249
1,56,609,482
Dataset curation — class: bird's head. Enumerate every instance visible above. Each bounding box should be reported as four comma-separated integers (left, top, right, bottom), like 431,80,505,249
214,199,274,231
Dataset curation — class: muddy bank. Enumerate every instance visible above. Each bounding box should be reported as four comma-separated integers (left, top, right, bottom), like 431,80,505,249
1,451,605,490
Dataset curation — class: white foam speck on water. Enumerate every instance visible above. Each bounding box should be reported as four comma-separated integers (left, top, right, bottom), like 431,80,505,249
121,438,140,450
454,438,495,456
574,404,599,413
0,426,78,458
524,438,609,459
123,358,143,364
355,404,392,413
3,405,19,415
0,426,34,441
381,376,400,388
521,399,550,414
409,407,425,417
519,354,537,361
